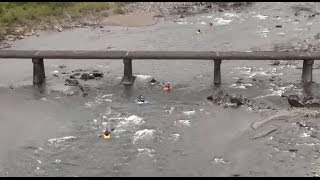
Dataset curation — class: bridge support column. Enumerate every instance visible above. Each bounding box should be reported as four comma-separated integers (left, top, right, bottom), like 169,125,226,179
302,59,314,84
32,58,45,85
214,59,222,85
121,58,135,85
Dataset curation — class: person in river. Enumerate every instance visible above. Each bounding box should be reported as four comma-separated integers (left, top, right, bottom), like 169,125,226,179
197,29,201,34
101,127,114,139
163,82,172,91
209,22,213,26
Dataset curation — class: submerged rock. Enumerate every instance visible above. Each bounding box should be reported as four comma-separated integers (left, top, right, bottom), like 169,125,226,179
80,73,95,81
65,79,79,86
229,94,244,106
288,95,305,107
90,70,104,78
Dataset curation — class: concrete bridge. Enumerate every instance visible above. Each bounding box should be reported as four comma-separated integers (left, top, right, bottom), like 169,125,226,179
0,50,318,85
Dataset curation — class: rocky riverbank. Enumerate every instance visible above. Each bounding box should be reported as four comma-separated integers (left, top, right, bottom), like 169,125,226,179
0,2,253,49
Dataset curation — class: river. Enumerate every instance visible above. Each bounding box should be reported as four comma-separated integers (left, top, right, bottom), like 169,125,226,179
1,2,320,176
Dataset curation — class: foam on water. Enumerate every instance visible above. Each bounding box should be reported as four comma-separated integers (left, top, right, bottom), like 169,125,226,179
224,13,240,18
253,14,268,19
169,134,180,141
133,129,155,144
213,157,230,164
182,110,195,116
48,136,77,144
214,18,232,25
116,115,145,129
174,120,191,127
230,84,246,89
177,22,188,25
102,94,113,98
135,75,153,80
137,148,155,157
85,93,113,108
164,107,175,114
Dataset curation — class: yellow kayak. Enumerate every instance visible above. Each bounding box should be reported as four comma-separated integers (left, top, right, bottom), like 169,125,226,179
103,134,111,139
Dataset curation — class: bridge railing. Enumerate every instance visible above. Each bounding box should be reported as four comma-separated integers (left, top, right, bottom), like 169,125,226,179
0,50,317,85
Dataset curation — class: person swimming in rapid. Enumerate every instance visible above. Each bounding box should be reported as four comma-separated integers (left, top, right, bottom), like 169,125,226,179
209,22,213,26
163,82,172,91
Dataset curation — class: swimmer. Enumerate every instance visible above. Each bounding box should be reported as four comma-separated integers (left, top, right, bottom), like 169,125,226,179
197,29,201,34
209,22,213,26
163,82,172,91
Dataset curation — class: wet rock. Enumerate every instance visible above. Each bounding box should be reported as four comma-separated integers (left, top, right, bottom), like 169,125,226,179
149,78,160,85
236,78,243,84
80,85,90,92
289,149,298,152
269,78,274,81
80,73,95,81
305,98,320,107
288,95,305,107
229,94,244,106
17,35,24,40
64,91,77,96
55,26,63,32
90,71,104,78
218,8,224,12
207,95,213,101
70,75,75,79
73,69,82,72
59,65,66,69
309,14,316,18
100,25,104,28
180,14,185,18
65,79,79,86
297,121,307,128
275,25,283,28
211,88,224,103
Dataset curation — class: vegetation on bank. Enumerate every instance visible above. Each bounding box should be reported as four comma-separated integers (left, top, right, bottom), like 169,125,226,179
0,2,126,38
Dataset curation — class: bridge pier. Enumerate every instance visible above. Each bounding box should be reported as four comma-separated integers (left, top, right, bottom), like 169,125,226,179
302,59,314,84
121,58,135,85
32,58,45,85
214,59,222,85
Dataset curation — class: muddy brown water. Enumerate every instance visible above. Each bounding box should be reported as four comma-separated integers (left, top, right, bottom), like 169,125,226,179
1,2,320,176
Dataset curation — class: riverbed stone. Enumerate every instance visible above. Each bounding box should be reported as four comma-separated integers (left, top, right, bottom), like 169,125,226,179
229,94,244,106
65,79,79,86
288,95,304,107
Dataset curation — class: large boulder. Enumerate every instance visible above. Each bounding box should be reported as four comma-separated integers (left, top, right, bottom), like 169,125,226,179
229,94,244,106
288,95,305,107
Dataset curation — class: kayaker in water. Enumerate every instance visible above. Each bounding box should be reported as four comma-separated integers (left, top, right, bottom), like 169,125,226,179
101,127,114,139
